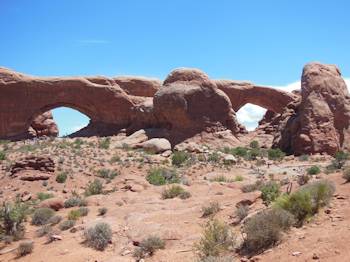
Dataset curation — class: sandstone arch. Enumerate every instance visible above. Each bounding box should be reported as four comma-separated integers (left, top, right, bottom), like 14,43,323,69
0,68,140,139
215,80,298,113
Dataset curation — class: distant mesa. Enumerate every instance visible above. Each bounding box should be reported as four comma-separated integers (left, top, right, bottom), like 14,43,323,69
0,62,348,156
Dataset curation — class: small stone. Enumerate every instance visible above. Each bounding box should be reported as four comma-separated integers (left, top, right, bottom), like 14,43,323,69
312,253,319,259
292,251,302,256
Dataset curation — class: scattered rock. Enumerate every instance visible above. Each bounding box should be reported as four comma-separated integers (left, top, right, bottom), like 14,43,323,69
139,138,171,154
39,198,64,211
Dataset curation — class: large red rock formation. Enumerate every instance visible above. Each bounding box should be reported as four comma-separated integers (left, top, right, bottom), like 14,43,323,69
273,62,350,155
29,111,59,137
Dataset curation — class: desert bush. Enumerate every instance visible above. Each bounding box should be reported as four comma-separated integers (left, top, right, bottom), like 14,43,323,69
234,175,244,182
208,152,220,163
146,168,180,186
84,179,103,196
307,165,321,175
48,215,62,225
109,155,121,163
98,137,111,149
84,222,112,250
97,168,119,180
343,167,350,182
260,181,280,205
0,151,5,161
59,220,75,231
133,235,165,259
267,148,285,161
247,148,260,160
242,208,294,255
209,175,234,183
36,225,52,237
64,196,87,208
195,219,235,259
31,208,55,226
250,140,259,149
67,207,89,220
37,192,54,201
0,201,28,240
98,207,108,216
171,151,190,166
201,202,220,218
297,174,310,186
161,185,191,199
232,147,248,158
56,172,68,183
275,180,335,225
235,204,249,222
17,241,33,257
78,207,89,216
199,256,234,262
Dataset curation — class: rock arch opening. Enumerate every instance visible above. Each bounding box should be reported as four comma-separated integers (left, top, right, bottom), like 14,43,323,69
236,103,267,131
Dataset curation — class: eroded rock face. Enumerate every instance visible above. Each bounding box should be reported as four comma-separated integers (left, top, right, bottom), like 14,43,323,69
10,156,55,176
153,68,241,141
273,62,350,155
29,111,59,138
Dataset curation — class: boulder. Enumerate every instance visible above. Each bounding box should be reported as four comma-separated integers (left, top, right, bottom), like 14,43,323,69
10,156,55,176
115,129,149,148
273,62,350,155
39,197,64,211
18,170,51,181
139,138,171,154
30,111,58,137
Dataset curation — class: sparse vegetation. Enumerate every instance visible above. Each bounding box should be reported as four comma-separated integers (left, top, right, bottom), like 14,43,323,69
37,192,54,201
161,185,191,199
195,219,235,259
209,175,233,183
68,207,89,220
275,180,335,225
235,204,249,222
171,151,190,166
260,181,281,205
299,154,309,161
64,196,87,208
307,165,321,175
84,179,103,196
84,222,112,250
201,202,220,218
31,208,55,226
98,137,111,149
48,215,62,225
146,167,180,186
342,167,350,182
56,172,68,183
267,148,285,161
59,220,76,231
133,235,165,260
250,140,259,149
17,241,34,257
0,201,28,240
242,208,294,255
36,224,52,237
241,180,263,193
97,168,119,180
0,151,5,161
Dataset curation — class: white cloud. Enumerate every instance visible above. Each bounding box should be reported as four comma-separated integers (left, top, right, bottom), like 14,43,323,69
236,78,350,131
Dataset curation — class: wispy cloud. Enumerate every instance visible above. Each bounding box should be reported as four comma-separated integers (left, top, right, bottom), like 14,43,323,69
236,78,350,131
76,39,110,45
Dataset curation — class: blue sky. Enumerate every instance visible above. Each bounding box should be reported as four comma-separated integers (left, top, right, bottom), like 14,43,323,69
1,1,350,134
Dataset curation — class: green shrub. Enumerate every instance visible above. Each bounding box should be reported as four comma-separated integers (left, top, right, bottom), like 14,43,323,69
161,185,190,199
48,215,62,225
267,148,285,161
97,168,119,180
199,256,234,262
235,204,249,222
109,155,121,163
343,167,350,182
232,147,248,158
209,175,233,183
17,241,33,257
242,208,294,255
78,207,89,216
275,180,335,225
68,210,81,220
37,192,54,201
98,137,111,149
249,140,259,149
84,222,112,250
241,180,263,193
171,151,190,166
307,165,321,175
146,168,180,186
195,219,235,259
333,151,349,169
59,220,76,231
247,148,260,160
0,151,5,161
64,196,87,208
56,172,68,183
0,201,28,240
234,175,244,182
84,179,103,196
36,225,52,237
208,152,220,163
31,208,55,226
201,202,220,218
260,181,280,205
98,207,108,216
133,235,165,259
